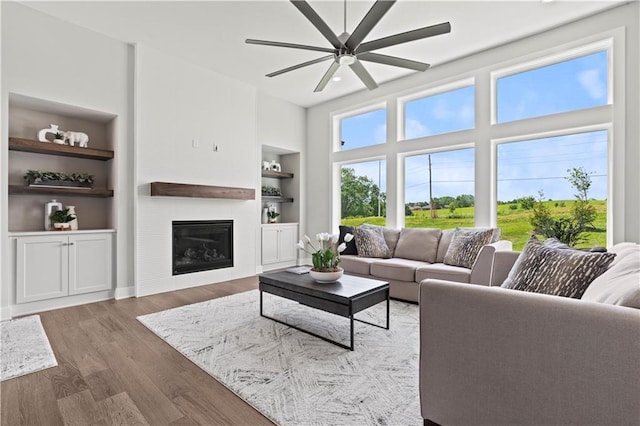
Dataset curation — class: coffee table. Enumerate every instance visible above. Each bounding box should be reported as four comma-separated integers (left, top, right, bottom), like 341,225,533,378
258,270,390,351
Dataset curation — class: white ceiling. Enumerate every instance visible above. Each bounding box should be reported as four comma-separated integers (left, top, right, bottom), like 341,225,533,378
24,1,626,108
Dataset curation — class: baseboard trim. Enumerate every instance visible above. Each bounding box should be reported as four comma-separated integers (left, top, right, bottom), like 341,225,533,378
114,286,135,300
0,307,11,321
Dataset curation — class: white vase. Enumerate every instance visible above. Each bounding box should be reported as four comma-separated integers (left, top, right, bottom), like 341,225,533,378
53,223,70,231
37,124,59,142
309,267,344,283
67,206,78,231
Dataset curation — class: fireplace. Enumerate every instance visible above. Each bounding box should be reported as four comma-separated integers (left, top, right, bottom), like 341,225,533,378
172,220,233,275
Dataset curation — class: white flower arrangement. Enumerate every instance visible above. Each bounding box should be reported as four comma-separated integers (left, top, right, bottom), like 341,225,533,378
296,232,353,272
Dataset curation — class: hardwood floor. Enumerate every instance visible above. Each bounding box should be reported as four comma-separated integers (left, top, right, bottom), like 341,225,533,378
1,276,274,426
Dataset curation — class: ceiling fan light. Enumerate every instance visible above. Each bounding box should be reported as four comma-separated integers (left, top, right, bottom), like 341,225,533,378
338,54,356,65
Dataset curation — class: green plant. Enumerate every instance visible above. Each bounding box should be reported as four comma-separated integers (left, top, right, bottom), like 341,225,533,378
49,208,75,224
296,233,352,272
24,170,94,185
267,210,280,219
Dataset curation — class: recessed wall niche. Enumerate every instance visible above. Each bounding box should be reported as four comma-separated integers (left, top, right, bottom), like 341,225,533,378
7,93,117,232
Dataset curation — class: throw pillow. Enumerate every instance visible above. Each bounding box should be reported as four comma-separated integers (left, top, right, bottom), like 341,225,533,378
360,224,401,255
581,245,640,308
501,236,616,299
338,225,358,255
354,226,392,258
393,228,442,263
443,228,495,269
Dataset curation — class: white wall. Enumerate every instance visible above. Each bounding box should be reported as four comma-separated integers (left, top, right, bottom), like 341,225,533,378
306,3,640,244
135,44,259,296
1,2,133,317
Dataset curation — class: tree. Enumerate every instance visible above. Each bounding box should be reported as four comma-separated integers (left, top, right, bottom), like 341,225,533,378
565,167,597,229
530,190,586,246
341,167,386,218
405,204,413,216
455,194,475,208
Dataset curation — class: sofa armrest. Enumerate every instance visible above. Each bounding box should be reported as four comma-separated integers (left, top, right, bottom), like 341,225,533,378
489,250,521,286
469,240,513,285
419,279,640,426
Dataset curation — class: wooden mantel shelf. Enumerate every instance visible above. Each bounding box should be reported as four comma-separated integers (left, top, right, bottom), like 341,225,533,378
150,182,255,200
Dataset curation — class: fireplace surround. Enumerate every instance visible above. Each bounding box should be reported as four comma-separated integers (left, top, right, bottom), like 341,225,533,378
172,220,233,275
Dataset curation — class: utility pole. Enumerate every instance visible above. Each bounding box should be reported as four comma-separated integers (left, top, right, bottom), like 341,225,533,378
429,154,435,219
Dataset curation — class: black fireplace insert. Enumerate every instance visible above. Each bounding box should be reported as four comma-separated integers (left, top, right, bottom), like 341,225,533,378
172,220,233,275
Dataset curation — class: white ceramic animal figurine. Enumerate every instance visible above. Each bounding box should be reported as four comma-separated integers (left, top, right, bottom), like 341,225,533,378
63,131,89,147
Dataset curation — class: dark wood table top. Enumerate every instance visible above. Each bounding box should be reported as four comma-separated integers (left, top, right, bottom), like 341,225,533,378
258,270,389,304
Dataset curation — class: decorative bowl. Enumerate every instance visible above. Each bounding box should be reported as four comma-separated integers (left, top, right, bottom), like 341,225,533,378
309,267,343,283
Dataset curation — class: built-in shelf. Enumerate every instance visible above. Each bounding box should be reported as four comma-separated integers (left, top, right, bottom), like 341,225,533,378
9,185,114,198
262,169,294,179
150,182,255,200
9,137,114,161
262,195,294,203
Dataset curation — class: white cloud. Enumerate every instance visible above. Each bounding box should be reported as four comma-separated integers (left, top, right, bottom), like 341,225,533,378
405,119,429,139
577,69,606,100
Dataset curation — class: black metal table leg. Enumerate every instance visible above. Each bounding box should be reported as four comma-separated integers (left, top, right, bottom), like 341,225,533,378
386,292,390,329
350,314,354,351
260,289,263,316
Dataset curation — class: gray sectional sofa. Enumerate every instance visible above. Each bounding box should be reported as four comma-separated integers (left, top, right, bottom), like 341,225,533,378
419,242,640,425
340,226,512,302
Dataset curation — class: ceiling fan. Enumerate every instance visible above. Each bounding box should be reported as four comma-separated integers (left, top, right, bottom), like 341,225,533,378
246,0,451,92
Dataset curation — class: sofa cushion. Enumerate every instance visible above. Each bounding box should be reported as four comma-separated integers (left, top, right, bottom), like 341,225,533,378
361,224,401,256
338,225,358,255
436,229,455,263
393,228,441,263
501,236,616,299
340,255,376,276
370,258,428,282
444,228,495,269
581,244,640,308
416,263,471,283
354,226,391,258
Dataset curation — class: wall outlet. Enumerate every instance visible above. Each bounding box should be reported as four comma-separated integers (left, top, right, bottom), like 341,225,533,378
192,139,199,148
213,144,219,152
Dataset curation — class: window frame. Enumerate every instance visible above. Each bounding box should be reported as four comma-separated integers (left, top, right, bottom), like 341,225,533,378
490,38,613,125
397,77,475,142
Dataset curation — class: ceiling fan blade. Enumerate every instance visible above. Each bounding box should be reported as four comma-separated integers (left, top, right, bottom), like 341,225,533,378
345,0,396,51
358,22,451,54
314,61,340,92
246,39,336,54
357,52,430,71
290,0,342,49
349,60,378,90
267,55,335,77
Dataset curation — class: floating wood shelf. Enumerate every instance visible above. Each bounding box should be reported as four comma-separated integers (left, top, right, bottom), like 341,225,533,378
9,185,114,198
261,170,294,179
262,195,294,203
9,137,114,161
150,182,255,200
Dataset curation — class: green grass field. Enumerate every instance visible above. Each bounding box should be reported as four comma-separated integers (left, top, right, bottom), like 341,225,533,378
342,200,607,251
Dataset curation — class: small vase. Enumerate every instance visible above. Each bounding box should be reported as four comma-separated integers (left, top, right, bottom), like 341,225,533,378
67,206,78,231
309,267,344,283
268,217,277,224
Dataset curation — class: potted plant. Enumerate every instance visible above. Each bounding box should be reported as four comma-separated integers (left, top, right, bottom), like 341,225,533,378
49,208,76,230
267,205,280,223
53,132,65,144
296,232,353,282
24,170,94,188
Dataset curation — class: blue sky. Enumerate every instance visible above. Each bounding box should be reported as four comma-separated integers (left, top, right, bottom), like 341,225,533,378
340,50,609,203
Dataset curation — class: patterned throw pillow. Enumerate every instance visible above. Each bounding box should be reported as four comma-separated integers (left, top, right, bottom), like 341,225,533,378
338,225,358,255
354,226,391,258
501,236,616,299
443,228,495,269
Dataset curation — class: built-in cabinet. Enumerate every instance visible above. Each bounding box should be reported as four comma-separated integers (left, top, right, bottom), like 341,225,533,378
6,93,118,315
261,223,298,267
15,231,113,304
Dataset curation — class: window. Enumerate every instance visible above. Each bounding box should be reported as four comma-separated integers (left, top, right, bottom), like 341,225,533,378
340,160,386,226
404,148,475,227
339,108,386,151
403,85,474,139
496,50,609,123
496,130,608,250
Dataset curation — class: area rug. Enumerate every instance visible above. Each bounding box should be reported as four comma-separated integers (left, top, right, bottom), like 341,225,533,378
0,315,58,381
138,289,421,425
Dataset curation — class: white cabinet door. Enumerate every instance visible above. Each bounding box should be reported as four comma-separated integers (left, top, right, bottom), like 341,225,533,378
16,235,69,303
261,227,280,265
69,233,113,295
278,225,297,263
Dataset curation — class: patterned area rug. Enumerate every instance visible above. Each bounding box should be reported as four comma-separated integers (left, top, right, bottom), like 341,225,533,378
1,315,58,381
138,289,421,425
